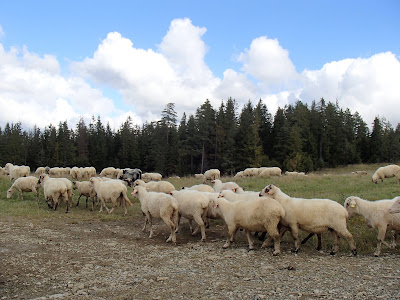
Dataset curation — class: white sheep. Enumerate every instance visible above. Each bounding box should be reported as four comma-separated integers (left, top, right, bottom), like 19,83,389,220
211,194,285,255
142,172,163,182
7,176,40,202
233,171,245,178
170,190,209,242
38,174,70,212
0,167,8,177
258,167,282,178
89,177,132,216
73,181,97,210
182,184,215,193
260,184,357,255
372,164,400,184
99,167,118,178
5,163,30,181
55,177,74,208
219,189,259,202
35,167,46,175
133,179,175,194
344,196,400,256
70,167,83,180
131,186,178,244
202,169,220,183
243,168,259,177
194,174,204,180
211,179,240,193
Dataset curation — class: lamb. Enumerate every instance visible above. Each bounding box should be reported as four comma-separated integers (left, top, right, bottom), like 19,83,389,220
182,184,215,193
202,169,220,183
131,186,178,244
260,184,357,255
5,163,30,181
372,164,400,184
169,190,209,241
211,179,240,193
73,181,97,210
133,179,175,194
7,176,40,202
89,177,132,216
344,196,400,256
211,194,285,255
142,172,162,182
38,174,70,212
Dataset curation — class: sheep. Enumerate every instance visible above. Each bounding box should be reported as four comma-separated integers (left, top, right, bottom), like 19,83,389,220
182,184,215,193
142,172,162,182
131,186,178,244
233,171,245,178
119,168,142,186
70,167,83,180
243,168,259,177
389,198,400,214
38,174,70,213
133,179,175,194
99,177,129,187
211,179,240,193
56,177,74,207
89,177,132,216
194,174,204,180
285,171,299,176
202,169,220,183
169,190,209,242
0,167,8,177
5,163,30,181
82,166,96,179
99,167,118,178
260,184,357,255
211,194,285,255
351,171,368,175
219,189,259,202
258,167,282,178
344,196,400,256
73,181,97,210
35,167,46,175
6,176,40,202
371,164,400,184
48,167,63,177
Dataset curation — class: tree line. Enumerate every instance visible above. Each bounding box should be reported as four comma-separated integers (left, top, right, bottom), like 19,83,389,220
1,98,399,176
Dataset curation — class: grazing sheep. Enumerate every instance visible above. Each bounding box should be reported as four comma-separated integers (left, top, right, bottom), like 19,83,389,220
243,168,259,177
170,190,209,242
73,181,97,210
35,167,46,175
99,167,119,178
89,177,132,216
142,172,162,182
7,176,40,202
258,167,282,178
70,167,83,180
211,195,285,255
194,174,204,180
0,167,8,177
233,171,245,178
5,163,30,181
38,174,70,213
133,179,175,194
260,184,357,255
182,184,215,193
211,179,240,193
372,164,400,184
344,196,400,256
202,169,220,183
131,186,178,244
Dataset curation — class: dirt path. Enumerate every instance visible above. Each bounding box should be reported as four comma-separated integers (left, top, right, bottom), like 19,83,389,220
1,216,400,299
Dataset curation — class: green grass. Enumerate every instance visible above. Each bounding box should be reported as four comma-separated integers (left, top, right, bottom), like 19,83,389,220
1,163,399,255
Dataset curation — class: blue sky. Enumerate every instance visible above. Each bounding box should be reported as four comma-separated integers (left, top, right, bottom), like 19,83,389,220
0,0,399,129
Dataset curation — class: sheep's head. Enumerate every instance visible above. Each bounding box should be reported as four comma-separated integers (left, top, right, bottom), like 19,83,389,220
344,196,358,217
389,197,400,214
259,184,276,197
6,188,12,199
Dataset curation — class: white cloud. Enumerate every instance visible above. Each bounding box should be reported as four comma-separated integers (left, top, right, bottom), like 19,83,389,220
0,25,4,39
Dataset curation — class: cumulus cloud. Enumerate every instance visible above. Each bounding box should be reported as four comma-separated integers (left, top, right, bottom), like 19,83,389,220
0,18,399,132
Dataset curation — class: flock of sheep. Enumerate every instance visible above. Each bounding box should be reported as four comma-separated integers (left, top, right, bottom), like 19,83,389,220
2,162,400,257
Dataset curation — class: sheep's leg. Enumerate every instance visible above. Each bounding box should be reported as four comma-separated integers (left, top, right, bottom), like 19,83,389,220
390,231,398,248
375,225,388,256
330,231,339,255
162,215,177,244
142,215,149,232
76,195,82,207
193,215,206,242
175,214,182,233
85,196,89,208
223,226,238,249
301,233,314,245
289,225,300,252
148,215,154,238
264,224,281,256
245,230,255,250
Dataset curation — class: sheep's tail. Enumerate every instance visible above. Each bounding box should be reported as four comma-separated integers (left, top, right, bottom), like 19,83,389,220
122,191,133,206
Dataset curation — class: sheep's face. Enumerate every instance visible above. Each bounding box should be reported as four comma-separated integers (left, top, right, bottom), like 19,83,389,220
259,184,275,197
389,198,400,214
344,197,358,217
6,188,12,198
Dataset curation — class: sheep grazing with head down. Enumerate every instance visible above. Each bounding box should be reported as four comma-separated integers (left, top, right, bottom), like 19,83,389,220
89,177,132,216
5,163,30,181
371,164,400,184
202,169,220,183
211,193,285,255
260,184,357,256
38,174,70,213
132,186,178,244
73,181,97,210
344,196,400,256
142,172,162,182
133,179,175,194
7,176,40,202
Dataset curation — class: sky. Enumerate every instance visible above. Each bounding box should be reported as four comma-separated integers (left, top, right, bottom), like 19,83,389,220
0,0,399,131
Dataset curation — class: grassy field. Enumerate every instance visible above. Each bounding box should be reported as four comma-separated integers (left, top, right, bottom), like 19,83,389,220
1,162,400,255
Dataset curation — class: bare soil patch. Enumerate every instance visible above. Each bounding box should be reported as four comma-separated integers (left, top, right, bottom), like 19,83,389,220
1,215,400,299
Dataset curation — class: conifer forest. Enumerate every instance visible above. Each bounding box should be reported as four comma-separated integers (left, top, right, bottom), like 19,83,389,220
1,98,399,176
